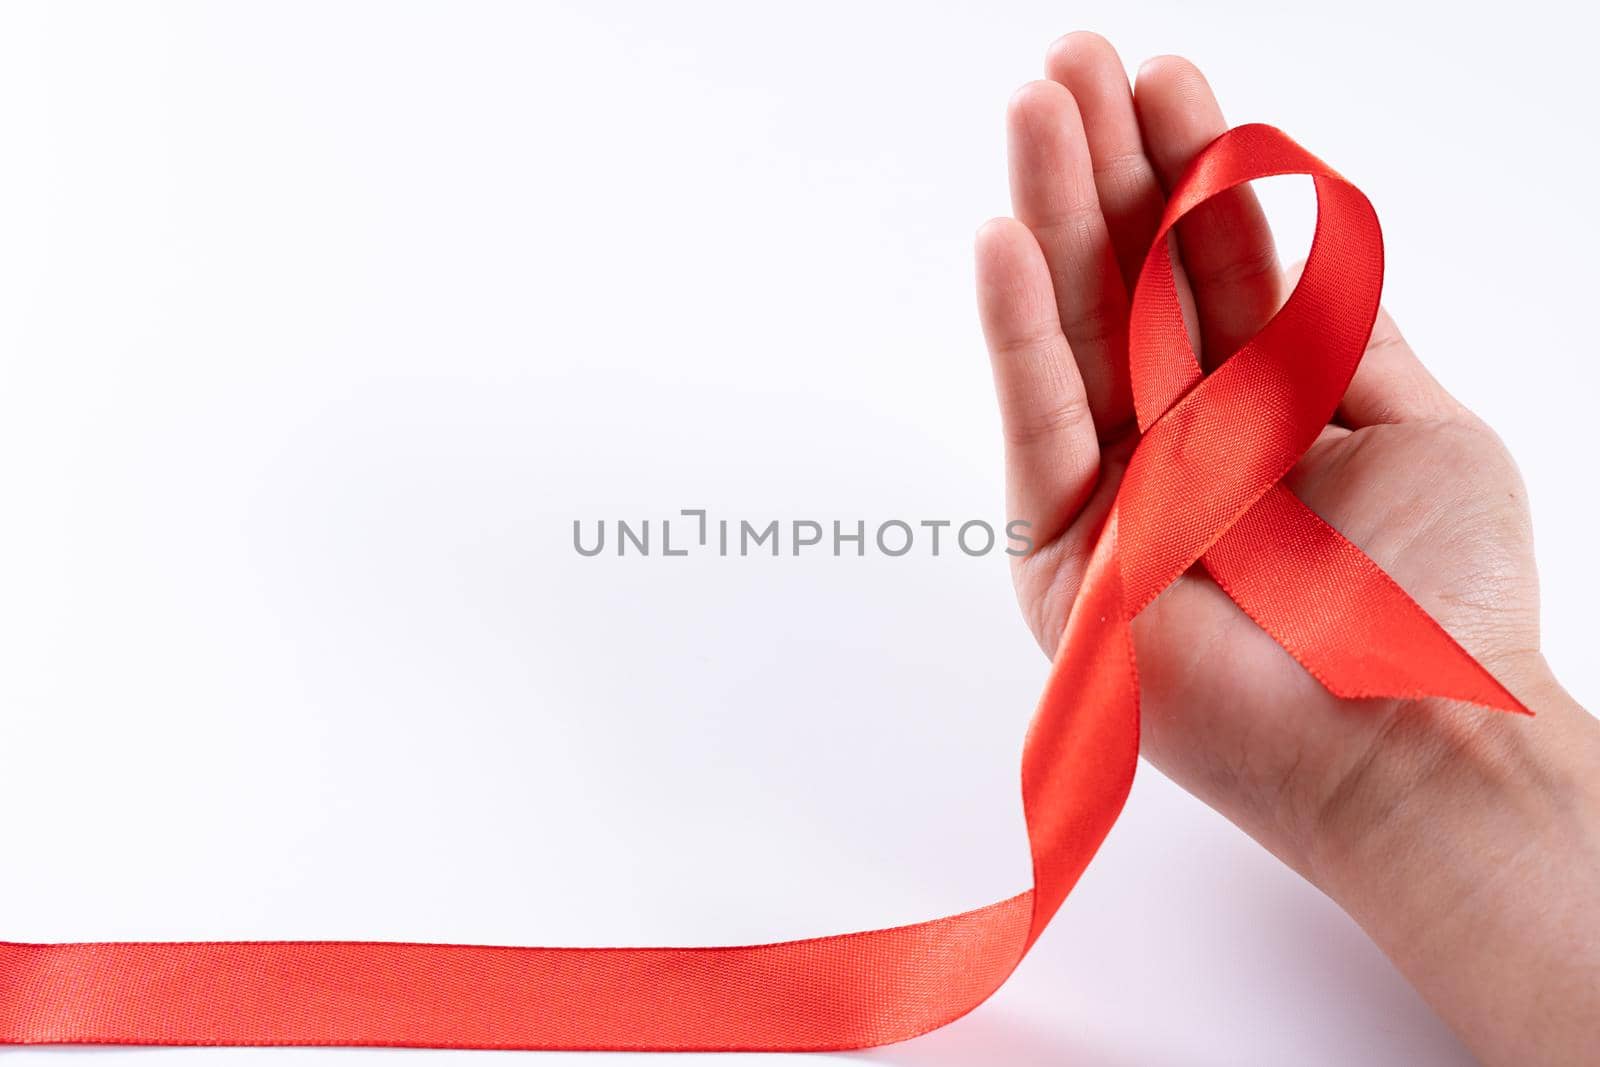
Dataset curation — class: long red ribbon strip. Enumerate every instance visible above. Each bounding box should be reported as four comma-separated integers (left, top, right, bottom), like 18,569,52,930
0,125,1526,1051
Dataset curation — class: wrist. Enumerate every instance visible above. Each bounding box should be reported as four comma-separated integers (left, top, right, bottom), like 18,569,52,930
1308,665,1553,874
1307,663,1596,906
1306,664,1600,1064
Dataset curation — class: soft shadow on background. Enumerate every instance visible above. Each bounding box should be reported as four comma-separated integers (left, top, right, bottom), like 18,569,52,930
866,770,1474,1067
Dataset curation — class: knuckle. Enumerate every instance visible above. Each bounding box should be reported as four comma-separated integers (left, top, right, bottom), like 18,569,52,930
1003,393,1094,448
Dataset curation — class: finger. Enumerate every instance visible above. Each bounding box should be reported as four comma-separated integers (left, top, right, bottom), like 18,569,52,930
976,217,1101,546
1007,80,1134,436
1044,31,1166,292
1341,308,1469,427
1134,56,1284,369
1277,260,1468,427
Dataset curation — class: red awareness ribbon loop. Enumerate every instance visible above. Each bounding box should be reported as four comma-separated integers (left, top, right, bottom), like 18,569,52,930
0,124,1526,1051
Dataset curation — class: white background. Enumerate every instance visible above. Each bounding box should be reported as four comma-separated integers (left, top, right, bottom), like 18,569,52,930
0,2,1594,1064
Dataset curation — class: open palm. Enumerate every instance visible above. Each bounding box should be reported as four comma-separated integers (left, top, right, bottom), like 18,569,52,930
975,34,1545,879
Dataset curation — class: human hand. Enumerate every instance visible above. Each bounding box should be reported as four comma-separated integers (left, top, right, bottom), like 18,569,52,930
976,33,1600,1066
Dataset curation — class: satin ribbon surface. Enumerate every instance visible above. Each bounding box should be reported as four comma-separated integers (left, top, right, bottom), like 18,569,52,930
0,124,1527,1051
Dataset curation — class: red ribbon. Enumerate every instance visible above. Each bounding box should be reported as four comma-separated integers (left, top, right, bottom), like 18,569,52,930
0,125,1526,1051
